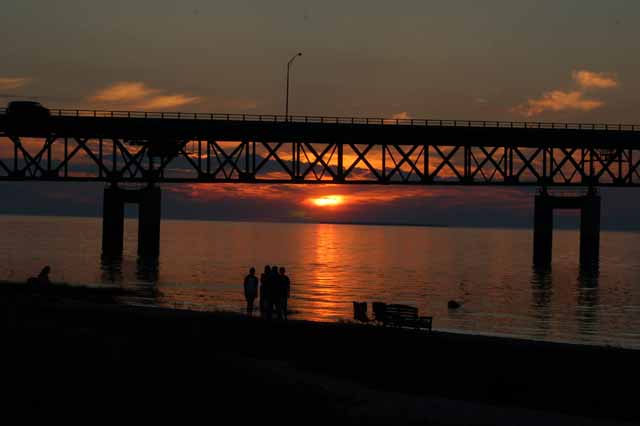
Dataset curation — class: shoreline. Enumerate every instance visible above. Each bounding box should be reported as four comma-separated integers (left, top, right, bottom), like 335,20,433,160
5,279,638,350
135,299,638,351
1,281,638,424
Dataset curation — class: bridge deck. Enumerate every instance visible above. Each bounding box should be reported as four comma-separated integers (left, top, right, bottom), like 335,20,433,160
1,108,639,147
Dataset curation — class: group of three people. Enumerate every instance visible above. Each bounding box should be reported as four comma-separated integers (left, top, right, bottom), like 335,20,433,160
243,265,291,319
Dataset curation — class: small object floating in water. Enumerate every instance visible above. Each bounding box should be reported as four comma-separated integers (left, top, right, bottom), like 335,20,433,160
448,300,461,309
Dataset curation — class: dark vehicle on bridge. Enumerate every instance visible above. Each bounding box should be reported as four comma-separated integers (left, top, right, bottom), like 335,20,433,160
6,101,50,119
4,101,51,136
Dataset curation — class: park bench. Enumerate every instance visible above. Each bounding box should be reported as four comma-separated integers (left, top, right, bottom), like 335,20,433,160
352,301,370,322
372,302,432,332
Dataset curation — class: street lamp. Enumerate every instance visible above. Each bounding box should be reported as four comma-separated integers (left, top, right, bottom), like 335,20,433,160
285,52,302,120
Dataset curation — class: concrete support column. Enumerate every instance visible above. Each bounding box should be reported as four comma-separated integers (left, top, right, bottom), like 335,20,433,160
102,186,125,256
579,192,601,270
533,192,553,268
138,186,162,257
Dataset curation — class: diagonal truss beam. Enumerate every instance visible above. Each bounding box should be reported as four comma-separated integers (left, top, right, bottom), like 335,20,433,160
385,145,424,182
2,133,640,186
300,143,338,180
431,145,463,181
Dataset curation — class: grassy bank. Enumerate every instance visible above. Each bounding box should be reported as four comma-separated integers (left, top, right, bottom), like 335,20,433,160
0,282,636,425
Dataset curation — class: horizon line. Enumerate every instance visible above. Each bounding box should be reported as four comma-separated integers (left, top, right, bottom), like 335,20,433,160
2,212,640,233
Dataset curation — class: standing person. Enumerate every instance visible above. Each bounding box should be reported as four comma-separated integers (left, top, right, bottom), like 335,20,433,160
279,266,291,320
270,265,282,319
260,265,272,319
243,267,259,316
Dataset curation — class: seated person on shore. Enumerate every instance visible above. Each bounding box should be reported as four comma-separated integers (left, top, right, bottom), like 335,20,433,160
38,266,52,286
27,265,51,287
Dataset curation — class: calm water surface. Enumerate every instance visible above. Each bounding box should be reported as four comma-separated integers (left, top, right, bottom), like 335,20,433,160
2,215,639,348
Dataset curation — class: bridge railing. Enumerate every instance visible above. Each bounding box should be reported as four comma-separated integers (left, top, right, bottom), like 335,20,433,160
0,107,638,131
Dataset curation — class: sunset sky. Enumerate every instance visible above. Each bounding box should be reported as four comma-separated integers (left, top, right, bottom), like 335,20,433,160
1,1,640,228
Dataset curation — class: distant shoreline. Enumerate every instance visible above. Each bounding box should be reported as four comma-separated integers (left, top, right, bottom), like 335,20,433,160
273,219,448,228
0,212,447,228
3,212,640,232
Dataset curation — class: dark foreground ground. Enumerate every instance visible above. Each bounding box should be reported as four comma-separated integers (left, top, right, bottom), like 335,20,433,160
1,283,637,425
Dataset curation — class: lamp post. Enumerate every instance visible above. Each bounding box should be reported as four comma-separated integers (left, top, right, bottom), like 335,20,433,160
285,52,302,120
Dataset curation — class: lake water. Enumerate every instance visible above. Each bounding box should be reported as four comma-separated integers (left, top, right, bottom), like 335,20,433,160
2,215,639,349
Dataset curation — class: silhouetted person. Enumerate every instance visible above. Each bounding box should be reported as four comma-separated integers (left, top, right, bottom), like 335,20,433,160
270,265,283,319
27,265,51,288
279,266,291,320
28,265,51,287
278,266,291,319
38,266,51,286
243,267,259,316
260,265,272,319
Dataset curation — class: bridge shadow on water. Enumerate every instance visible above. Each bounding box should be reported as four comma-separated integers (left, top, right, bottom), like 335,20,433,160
576,269,600,338
135,255,159,282
100,254,124,283
100,253,160,301
530,262,600,341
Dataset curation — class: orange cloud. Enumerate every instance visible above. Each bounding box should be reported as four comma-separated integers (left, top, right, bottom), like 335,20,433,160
383,112,411,124
513,90,603,117
513,69,617,117
90,81,200,110
0,77,30,90
91,82,159,103
165,183,531,221
169,183,441,205
391,112,411,120
572,70,618,89
136,94,200,110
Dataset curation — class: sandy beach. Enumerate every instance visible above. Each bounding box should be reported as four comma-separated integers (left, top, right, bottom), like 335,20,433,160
1,282,637,425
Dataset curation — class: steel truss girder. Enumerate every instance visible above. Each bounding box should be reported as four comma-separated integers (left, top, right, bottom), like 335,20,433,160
2,135,640,186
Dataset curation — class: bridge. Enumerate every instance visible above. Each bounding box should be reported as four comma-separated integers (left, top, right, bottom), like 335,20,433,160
2,107,639,268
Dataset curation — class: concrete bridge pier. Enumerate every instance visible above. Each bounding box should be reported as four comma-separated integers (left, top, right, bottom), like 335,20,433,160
579,191,601,270
102,186,125,256
101,185,162,258
533,191,553,268
138,186,162,257
532,188,601,270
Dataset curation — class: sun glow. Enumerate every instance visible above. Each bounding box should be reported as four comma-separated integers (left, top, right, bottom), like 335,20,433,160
310,195,345,207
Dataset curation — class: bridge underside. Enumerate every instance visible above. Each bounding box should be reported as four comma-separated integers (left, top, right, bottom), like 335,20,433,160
0,134,638,186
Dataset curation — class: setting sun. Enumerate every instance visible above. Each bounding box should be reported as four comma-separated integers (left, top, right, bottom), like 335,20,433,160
310,195,345,207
